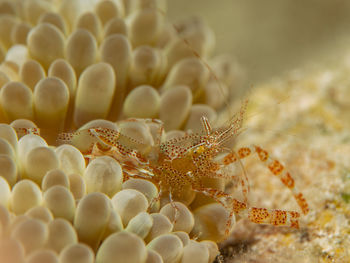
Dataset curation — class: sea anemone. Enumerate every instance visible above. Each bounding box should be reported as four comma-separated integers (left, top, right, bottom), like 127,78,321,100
0,0,247,262
0,0,244,142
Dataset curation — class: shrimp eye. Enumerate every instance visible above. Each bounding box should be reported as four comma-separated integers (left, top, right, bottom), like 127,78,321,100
193,146,205,155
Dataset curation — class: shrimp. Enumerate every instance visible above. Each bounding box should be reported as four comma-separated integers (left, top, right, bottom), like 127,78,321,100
57,101,309,235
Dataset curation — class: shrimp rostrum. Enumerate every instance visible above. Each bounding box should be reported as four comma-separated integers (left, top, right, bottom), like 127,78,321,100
58,106,309,236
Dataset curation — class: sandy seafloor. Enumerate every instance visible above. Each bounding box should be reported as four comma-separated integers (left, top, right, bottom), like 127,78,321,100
215,64,350,262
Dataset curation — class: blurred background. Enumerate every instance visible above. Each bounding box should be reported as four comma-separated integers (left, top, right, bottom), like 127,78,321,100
168,0,350,84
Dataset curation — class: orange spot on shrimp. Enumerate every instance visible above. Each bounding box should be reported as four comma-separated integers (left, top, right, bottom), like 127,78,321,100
249,207,270,224
238,147,251,158
289,211,300,228
268,160,284,175
232,199,247,213
223,153,237,165
294,193,309,215
255,146,269,161
281,172,295,188
271,210,288,226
